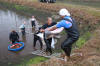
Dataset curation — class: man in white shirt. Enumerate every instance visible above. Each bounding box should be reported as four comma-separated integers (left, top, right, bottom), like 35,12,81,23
31,16,36,28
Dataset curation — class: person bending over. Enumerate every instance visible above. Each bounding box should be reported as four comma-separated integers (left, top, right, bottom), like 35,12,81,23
9,30,19,44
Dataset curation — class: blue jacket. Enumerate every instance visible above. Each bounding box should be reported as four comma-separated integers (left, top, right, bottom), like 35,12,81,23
56,16,79,40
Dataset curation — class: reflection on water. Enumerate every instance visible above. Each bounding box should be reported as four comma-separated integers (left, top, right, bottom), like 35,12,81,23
32,28,35,33
0,7,51,66
22,35,26,42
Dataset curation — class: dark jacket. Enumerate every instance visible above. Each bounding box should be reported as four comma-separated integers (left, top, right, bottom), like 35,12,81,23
41,22,56,29
64,17,80,40
9,31,19,41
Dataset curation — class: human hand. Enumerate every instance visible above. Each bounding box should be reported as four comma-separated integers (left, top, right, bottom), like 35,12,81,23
40,29,45,32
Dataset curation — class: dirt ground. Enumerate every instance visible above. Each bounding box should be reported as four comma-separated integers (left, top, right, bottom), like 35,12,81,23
31,27,100,66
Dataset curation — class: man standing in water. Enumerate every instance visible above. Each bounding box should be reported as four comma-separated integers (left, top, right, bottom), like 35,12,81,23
31,16,36,28
44,8,79,61
9,30,19,44
40,17,56,55
19,21,26,35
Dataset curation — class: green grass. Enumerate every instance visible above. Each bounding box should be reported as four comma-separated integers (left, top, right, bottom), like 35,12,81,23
60,31,92,48
17,56,48,66
0,2,35,13
76,32,91,48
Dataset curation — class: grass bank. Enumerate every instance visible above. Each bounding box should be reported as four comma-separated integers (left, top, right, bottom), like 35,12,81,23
16,56,48,66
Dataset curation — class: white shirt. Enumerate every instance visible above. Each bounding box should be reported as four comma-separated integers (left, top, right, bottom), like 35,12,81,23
31,18,36,21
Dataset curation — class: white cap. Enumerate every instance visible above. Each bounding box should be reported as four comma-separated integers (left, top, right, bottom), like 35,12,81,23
59,8,70,16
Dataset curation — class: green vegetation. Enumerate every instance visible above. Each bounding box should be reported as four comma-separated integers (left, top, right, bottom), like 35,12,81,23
0,2,35,14
0,1,52,22
60,31,92,48
0,1,51,18
17,56,48,66
76,32,91,48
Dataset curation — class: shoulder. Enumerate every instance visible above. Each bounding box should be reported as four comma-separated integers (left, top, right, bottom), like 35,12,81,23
42,24,48,28
52,22,57,24
43,23,48,26
56,19,72,28
56,20,65,28
51,22,57,26
58,20,66,24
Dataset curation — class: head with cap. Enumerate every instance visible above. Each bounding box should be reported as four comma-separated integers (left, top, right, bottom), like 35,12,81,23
59,8,70,18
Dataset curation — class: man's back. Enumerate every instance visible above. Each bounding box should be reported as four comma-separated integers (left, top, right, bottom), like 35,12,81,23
9,32,19,40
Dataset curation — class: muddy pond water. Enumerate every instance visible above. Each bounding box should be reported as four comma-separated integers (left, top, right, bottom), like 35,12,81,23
0,7,51,66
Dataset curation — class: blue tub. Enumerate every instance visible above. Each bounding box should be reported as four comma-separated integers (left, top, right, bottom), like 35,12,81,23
8,42,24,51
